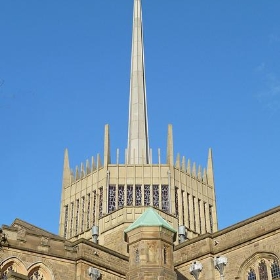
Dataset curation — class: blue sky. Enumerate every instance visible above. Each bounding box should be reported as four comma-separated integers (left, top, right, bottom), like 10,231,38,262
1,0,280,234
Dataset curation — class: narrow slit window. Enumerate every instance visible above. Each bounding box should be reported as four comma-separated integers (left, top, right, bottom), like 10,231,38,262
175,187,179,217
75,199,79,235
93,190,97,224
86,193,90,229
99,187,103,218
64,205,68,238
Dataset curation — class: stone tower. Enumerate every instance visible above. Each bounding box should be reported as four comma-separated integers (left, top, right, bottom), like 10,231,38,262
59,0,218,255
124,208,177,280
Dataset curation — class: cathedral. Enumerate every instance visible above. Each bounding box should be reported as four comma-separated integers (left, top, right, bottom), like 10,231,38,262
1,0,280,279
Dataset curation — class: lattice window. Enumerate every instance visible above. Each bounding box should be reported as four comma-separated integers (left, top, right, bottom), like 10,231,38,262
193,196,197,231
175,187,179,217
118,185,125,208
64,205,68,238
1,264,15,280
209,205,213,233
135,248,140,263
86,193,90,229
161,185,169,212
29,270,44,280
153,185,159,208
70,202,74,237
187,193,190,228
81,196,85,231
144,185,150,206
259,260,268,280
248,268,257,280
135,185,142,206
93,190,97,223
181,190,185,225
99,187,103,218
127,185,133,206
198,199,202,234
108,185,116,213
271,260,280,279
75,199,79,235
203,202,207,233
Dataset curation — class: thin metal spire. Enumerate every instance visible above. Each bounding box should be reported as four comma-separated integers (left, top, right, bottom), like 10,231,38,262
127,0,149,164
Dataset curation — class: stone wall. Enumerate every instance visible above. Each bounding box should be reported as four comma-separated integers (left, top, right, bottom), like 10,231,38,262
174,206,280,280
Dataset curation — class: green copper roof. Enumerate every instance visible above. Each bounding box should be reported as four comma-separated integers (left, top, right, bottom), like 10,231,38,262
124,208,176,233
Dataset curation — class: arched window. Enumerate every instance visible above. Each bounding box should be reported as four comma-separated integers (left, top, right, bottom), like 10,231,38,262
0,264,15,280
27,262,53,280
248,268,257,280
259,260,268,280
271,260,280,279
29,269,44,280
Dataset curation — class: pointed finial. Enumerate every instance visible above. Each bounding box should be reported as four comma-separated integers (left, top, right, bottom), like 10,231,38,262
192,162,196,177
175,153,180,169
127,0,149,164
187,159,191,174
198,165,202,180
182,156,186,171
70,169,74,182
167,124,174,166
202,168,207,182
86,159,91,175
91,156,96,171
80,163,85,178
75,166,80,180
207,148,215,186
104,124,111,166
97,154,102,169
62,148,71,188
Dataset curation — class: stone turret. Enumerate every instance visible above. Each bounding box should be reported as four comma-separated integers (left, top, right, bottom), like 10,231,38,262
124,208,177,280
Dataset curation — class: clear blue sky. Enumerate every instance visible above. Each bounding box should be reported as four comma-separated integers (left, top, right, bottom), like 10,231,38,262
1,0,280,234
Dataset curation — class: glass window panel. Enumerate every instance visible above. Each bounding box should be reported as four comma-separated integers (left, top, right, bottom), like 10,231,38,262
86,194,90,229
99,187,103,218
248,269,256,280
153,185,159,208
144,185,150,206
75,199,79,235
259,260,268,280
93,190,97,224
175,187,179,217
127,185,133,206
64,205,68,238
135,185,142,206
161,185,169,212
271,260,280,279
108,185,116,213
118,185,125,209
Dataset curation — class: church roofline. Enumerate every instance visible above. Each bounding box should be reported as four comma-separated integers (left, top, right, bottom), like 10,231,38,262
124,207,177,234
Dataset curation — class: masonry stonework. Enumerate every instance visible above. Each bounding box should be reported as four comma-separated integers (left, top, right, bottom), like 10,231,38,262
1,0,279,279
